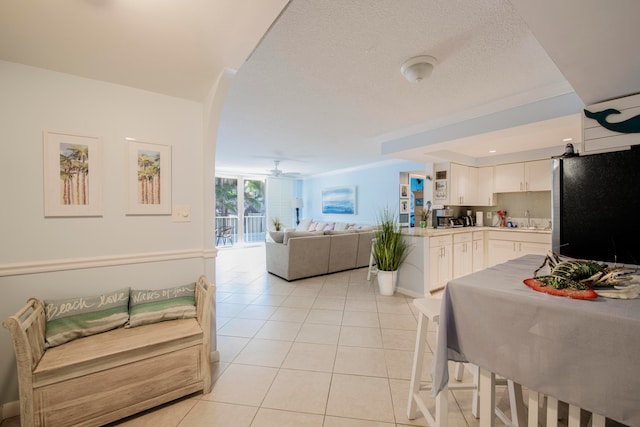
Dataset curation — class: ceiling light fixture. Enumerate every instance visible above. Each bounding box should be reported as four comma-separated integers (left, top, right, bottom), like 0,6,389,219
562,137,573,142
401,55,437,83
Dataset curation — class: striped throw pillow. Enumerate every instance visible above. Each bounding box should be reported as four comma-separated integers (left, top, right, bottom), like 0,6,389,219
126,283,196,328
44,288,130,348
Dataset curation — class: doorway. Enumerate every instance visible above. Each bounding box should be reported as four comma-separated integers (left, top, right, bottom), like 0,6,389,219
215,176,267,246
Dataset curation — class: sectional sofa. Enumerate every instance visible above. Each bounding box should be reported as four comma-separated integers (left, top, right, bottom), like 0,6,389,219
265,222,376,281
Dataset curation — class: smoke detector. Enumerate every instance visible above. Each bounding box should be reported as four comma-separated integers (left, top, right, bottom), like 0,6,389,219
401,55,437,83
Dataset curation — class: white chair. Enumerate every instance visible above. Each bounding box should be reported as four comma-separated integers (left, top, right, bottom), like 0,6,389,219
367,237,378,281
407,297,526,427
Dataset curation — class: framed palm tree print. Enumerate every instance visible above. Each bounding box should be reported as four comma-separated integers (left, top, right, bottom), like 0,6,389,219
126,140,172,215
44,130,103,217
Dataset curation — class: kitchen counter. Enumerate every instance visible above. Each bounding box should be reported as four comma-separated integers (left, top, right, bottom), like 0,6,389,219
400,226,551,237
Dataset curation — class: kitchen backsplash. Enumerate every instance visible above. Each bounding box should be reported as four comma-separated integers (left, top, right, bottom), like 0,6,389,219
449,191,551,228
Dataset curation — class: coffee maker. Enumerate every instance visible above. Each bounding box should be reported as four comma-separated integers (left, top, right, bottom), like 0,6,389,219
463,210,475,227
432,208,454,229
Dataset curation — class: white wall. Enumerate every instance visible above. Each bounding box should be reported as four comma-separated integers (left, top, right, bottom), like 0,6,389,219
303,160,430,225
0,61,212,406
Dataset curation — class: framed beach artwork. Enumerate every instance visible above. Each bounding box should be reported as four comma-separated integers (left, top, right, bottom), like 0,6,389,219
126,140,172,215
322,186,356,215
43,130,103,217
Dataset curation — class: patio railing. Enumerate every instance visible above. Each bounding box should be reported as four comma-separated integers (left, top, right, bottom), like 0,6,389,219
215,215,266,245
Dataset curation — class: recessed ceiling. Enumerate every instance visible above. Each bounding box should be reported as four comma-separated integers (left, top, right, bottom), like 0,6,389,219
2,0,639,177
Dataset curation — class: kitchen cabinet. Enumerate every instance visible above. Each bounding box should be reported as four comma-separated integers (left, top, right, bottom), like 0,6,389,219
450,163,473,205
449,163,493,206
429,234,453,291
476,166,495,206
472,231,485,272
494,160,551,193
453,232,473,278
486,230,551,267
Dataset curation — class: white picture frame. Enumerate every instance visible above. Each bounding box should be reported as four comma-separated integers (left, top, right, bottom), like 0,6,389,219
126,140,172,215
43,130,103,217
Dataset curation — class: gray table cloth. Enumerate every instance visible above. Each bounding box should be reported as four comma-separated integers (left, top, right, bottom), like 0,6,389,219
431,254,640,426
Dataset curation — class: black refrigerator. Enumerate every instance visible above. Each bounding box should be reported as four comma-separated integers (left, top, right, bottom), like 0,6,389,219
552,146,640,266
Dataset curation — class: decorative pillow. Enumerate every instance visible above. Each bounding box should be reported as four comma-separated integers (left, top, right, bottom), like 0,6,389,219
296,218,312,232
315,221,327,231
269,230,285,243
44,287,130,348
126,283,196,328
307,222,318,231
334,222,348,231
324,223,335,231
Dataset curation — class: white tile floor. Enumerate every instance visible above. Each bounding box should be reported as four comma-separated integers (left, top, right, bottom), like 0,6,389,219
0,244,516,427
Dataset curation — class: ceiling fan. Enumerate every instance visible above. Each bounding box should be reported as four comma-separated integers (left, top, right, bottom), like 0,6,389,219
268,160,300,177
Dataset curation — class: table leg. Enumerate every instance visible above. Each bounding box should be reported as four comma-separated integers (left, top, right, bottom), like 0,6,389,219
479,368,496,427
407,314,429,419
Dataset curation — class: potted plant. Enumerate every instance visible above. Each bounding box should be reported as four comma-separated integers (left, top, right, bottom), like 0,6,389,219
419,200,432,228
271,217,282,231
372,207,411,296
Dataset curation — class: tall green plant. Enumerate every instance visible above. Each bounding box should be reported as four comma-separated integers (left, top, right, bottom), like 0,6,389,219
373,207,411,271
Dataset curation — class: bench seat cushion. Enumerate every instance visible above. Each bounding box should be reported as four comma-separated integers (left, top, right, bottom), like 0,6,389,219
34,318,203,387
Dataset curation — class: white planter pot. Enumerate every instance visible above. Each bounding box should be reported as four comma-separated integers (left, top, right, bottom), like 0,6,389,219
377,270,397,296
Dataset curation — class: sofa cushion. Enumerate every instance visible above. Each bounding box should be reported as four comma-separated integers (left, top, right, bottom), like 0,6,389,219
296,218,312,231
269,230,285,243
284,230,324,245
127,283,197,328
324,229,354,235
44,287,130,348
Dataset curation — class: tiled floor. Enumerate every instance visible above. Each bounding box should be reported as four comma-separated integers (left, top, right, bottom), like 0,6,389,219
1,244,514,427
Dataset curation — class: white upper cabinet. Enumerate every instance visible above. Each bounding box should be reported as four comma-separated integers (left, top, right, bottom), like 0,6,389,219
494,160,551,193
448,163,494,206
450,163,472,205
524,159,551,192
476,166,495,206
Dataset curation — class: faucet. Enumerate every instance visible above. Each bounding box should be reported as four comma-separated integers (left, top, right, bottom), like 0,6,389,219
525,209,530,228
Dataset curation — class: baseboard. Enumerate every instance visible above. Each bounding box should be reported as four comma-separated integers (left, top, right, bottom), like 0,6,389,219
395,286,424,298
1,400,19,422
211,350,220,363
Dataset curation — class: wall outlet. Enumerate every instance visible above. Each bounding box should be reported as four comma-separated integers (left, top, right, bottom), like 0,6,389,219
486,211,492,219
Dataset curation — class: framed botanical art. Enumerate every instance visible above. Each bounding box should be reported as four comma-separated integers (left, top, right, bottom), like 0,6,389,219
126,140,172,215
44,130,103,217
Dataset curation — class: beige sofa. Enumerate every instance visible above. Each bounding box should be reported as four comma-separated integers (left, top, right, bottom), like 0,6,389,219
266,229,376,281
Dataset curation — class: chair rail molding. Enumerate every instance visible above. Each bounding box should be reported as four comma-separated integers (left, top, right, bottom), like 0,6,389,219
0,248,218,277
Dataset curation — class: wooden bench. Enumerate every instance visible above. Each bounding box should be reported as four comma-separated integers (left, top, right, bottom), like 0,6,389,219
3,276,215,427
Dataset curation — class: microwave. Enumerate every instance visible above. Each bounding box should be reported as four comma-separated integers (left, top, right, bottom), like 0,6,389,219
432,208,453,229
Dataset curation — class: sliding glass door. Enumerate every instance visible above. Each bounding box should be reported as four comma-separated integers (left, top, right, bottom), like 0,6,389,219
215,176,266,245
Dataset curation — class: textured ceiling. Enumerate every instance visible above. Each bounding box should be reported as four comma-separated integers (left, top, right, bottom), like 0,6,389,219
216,0,639,176
2,0,638,177
216,0,573,176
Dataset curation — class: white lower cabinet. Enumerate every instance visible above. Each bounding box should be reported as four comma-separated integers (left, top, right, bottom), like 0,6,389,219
453,232,473,278
472,231,485,272
429,234,453,292
397,229,550,296
487,231,551,267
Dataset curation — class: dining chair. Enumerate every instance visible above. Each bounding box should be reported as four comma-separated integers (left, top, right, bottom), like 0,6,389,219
407,297,526,427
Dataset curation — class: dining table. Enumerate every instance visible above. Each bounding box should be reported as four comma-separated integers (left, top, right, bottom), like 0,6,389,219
430,254,640,427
